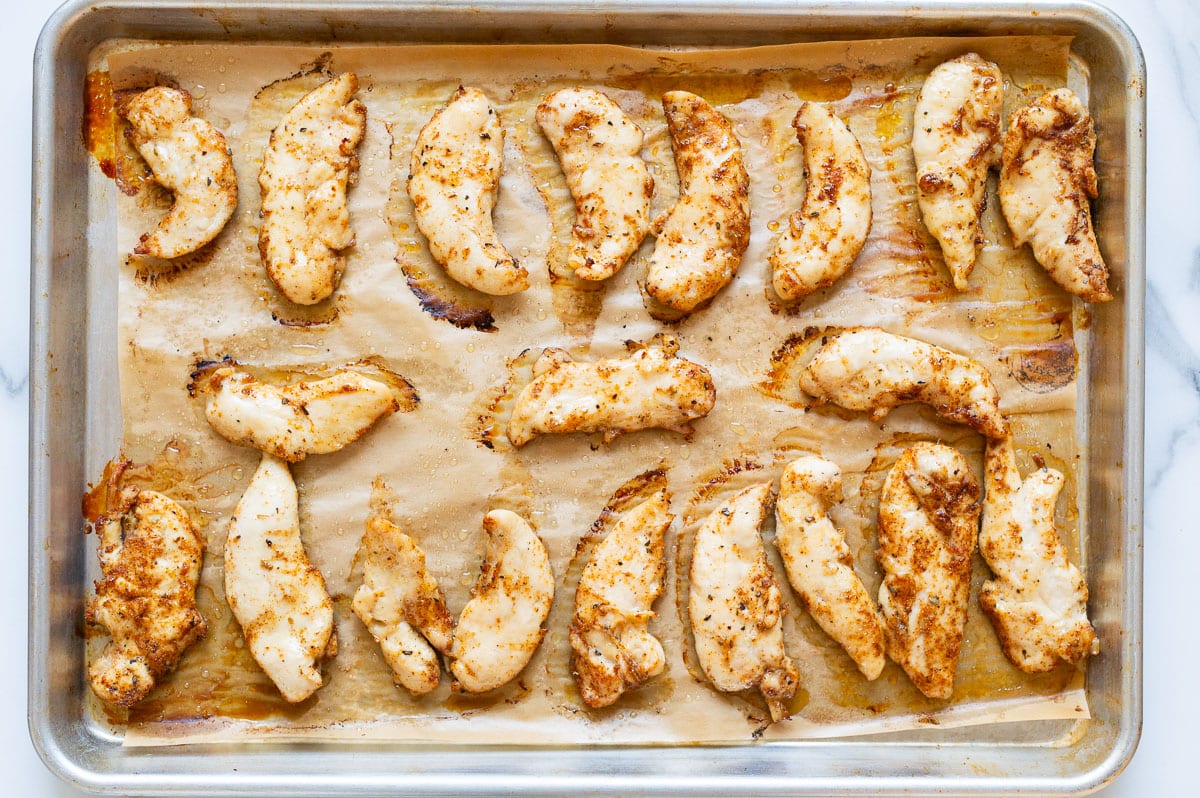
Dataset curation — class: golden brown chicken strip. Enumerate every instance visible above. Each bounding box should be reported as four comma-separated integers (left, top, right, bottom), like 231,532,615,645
123,86,238,259
506,335,716,447
877,443,981,699
537,87,654,282
352,516,456,695
798,328,1008,439
775,455,886,680
645,91,750,314
408,86,528,296
769,102,872,301
225,453,335,703
449,510,555,693
690,483,799,722
999,88,1111,302
570,489,672,708
85,488,207,706
913,53,1004,290
979,437,1098,672
259,72,366,305
202,366,401,462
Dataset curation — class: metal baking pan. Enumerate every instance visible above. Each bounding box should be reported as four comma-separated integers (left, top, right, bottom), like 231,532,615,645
29,0,1145,794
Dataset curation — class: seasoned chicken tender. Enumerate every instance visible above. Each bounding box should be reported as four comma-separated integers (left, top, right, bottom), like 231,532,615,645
203,366,400,462
877,443,981,699
537,87,654,281
913,53,1004,290
799,327,1008,439
570,489,672,708
449,510,555,693
408,86,528,296
645,91,750,313
352,516,456,695
690,483,799,722
999,88,1111,302
123,86,238,259
506,335,716,447
85,489,207,706
769,102,872,301
775,456,886,680
979,437,1097,673
225,454,335,703
259,72,366,305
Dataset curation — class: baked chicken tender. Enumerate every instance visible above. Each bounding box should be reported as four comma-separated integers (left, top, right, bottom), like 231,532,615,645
570,489,672,708
775,456,886,680
408,86,528,295
85,489,207,706
506,335,716,447
798,327,1009,439
203,366,400,462
645,91,751,313
769,102,872,301
536,87,654,281
352,516,456,695
999,88,1111,302
689,483,799,722
979,437,1098,673
913,53,1004,290
225,454,335,703
258,72,366,305
877,443,981,699
449,510,555,693
123,86,238,259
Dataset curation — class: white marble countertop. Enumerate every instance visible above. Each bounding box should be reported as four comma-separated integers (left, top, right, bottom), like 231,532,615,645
5,0,1191,794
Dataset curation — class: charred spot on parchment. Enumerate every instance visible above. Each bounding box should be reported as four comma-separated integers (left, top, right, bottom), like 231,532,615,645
398,256,497,332
984,304,1077,393
1004,336,1078,393
186,354,237,397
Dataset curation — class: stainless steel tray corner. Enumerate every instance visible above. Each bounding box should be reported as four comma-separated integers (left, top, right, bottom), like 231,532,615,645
29,1,1145,794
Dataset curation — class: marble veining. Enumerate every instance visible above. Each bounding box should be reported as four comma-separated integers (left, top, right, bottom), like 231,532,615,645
0,367,26,399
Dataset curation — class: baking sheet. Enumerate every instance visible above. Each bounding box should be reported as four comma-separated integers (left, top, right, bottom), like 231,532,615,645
88,34,1092,746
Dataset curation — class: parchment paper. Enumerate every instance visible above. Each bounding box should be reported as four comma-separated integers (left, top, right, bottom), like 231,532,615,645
91,35,1093,746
